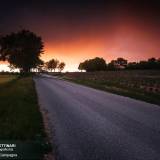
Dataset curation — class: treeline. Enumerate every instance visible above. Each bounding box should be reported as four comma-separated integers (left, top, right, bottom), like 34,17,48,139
44,59,65,72
126,58,160,70
78,57,160,72
36,58,65,72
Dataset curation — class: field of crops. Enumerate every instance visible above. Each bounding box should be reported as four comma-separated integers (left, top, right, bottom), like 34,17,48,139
64,70,160,104
0,75,17,84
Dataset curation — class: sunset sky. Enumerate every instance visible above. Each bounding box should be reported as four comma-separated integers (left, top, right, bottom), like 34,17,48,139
0,0,160,71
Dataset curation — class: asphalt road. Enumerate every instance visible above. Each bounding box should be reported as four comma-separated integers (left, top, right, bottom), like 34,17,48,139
34,75,160,160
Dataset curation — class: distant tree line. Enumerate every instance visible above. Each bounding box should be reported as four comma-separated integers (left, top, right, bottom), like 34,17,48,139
78,57,160,72
126,58,160,70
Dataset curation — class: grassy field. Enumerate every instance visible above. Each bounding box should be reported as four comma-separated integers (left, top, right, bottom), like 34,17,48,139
63,70,160,105
0,75,50,159
0,75,17,84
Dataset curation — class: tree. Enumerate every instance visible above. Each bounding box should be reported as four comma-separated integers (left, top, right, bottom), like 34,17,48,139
158,58,160,69
147,57,158,69
46,59,59,72
78,57,107,72
107,60,117,70
36,59,44,72
125,58,160,70
107,58,128,70
148,57,156,63
116,57,128,66
78,62,84,72
0,30,44,73
138,61,148,69
126,62,137,69
58,62,65,72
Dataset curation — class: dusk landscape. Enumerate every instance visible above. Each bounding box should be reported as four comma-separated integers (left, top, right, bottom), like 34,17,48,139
0,1,160,160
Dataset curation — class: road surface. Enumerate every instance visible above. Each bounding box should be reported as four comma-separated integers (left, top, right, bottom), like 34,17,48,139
34,75,160,160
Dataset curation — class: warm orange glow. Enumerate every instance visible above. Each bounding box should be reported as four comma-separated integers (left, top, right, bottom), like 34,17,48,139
0,16,160,72
40,23,160,71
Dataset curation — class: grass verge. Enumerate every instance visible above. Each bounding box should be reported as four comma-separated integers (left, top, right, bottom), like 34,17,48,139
0,75,17,84
0,76,51,159
63,77,160,106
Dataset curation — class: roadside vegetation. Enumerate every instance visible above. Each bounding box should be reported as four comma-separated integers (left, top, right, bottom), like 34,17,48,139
0,74,17,84
0,29,53,159
63,70,160,105
0,74,51,158
0,75,43,139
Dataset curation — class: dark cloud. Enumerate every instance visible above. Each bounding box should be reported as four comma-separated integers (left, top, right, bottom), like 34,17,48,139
1,0,159,41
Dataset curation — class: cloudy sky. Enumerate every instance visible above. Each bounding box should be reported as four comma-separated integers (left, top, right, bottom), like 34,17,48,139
0,0,160,71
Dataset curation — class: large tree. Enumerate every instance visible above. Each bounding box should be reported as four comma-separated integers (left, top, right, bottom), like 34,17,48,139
0,30,44,72
79,57,107,72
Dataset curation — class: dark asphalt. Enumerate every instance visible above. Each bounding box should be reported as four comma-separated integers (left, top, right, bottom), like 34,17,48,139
34,74,160,160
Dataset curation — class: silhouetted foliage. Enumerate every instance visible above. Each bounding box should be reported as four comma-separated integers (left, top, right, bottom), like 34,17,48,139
107,60,117,70
78,57,107,72
58,62,65,72
107,58,128,70
0,30,44,73
126,62,138,70
79,57,160,72
116,58,128,66
45,59,59,72
126,58,160,70
36,59,44,72
78,62,84,72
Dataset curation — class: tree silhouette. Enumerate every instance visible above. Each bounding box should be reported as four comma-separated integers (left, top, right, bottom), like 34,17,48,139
36,59,44,72
46,59,59,72
78,57,107,72
107,60,117,70
107,58,127,70
116,57,128,66
0,30,44,73
125,58,160,70
147,57,157,69
78,62,84,72
58,62,65,72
